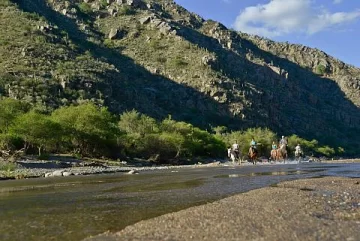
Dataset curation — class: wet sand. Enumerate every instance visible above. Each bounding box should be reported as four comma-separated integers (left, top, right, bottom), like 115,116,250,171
86,177,360,241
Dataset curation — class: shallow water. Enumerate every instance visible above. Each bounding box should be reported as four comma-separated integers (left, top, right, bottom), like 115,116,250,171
0,162,359,241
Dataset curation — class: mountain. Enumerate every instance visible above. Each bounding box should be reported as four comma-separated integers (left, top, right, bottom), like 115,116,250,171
1,0,360,153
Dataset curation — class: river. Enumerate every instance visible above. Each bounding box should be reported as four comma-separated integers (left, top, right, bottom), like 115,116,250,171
0,162,359,241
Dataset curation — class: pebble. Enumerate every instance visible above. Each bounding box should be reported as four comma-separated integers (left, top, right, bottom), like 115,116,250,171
1,162,215,179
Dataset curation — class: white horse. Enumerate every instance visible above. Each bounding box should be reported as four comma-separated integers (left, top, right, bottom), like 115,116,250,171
228,148,241,164
295,149,303,163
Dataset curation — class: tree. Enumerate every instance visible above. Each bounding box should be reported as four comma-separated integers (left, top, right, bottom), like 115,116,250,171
0,98,30,133
118,110,158,137
317,146,335,157
160,119,225,158
212,126,228,136
51,103,118,156
10,111,62,155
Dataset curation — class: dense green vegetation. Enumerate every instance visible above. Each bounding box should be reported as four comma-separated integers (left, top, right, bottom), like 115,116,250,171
0,98,343,164
0,98,227,163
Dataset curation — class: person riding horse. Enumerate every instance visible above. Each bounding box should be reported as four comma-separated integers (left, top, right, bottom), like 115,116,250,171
272,142,277,150
279,136,287,146
232,141,240,158
277,136,288,161
249,138,257,153
295,144,303,159
270,141,278,161
228,141,240,163
248,138,258,164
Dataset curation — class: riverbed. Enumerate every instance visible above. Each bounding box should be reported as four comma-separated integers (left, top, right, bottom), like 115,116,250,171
0,162,359,241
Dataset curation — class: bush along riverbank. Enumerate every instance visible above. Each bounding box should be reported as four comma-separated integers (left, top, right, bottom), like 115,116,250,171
0,98,352,169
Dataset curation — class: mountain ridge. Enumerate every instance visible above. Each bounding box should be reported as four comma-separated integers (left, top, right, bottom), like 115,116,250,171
1,0,359,153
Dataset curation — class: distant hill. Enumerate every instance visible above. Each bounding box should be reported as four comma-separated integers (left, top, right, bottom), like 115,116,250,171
1,0,360,153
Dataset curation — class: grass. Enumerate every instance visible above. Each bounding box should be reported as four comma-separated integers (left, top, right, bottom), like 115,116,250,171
0,161,18,172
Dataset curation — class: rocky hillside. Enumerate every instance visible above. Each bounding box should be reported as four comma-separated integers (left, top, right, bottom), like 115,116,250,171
1,0,360,152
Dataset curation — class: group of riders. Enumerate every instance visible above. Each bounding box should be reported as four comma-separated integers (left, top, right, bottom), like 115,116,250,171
228,136,304,163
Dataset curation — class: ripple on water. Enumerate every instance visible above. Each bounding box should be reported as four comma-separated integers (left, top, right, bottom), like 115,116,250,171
214,169,327,179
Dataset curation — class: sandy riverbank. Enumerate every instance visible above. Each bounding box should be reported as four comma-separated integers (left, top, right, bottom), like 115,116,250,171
1,158,359,180
0,158,227,180
85,176,360,241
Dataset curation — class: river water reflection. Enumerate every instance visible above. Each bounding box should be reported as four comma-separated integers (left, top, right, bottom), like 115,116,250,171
0,162,359,241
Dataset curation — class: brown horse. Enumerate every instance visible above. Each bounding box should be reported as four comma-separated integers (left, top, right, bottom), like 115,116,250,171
270,149,278,161
276,144,287,163
248,146,258,165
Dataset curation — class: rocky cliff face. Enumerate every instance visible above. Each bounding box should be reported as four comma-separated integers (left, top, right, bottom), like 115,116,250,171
1,0,359,150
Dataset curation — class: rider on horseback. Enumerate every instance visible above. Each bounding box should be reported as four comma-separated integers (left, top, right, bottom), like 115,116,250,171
270,141,278,161
272,141,277,150
248,138,258,164
279,136,287,146
295,144,303,157
249,138,257,153
232,140,240,159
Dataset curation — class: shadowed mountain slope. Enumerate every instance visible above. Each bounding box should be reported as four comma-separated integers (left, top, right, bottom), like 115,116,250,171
1,0,360,152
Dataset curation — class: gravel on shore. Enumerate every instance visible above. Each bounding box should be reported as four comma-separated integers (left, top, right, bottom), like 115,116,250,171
1,158,359,180
0,159,227,180
85,177,360,241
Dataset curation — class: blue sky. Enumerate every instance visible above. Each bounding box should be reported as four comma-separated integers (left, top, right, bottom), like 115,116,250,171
175,0,360,67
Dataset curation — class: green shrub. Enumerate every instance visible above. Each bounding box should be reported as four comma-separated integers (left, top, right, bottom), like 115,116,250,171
315,64,327,75
118,5,136,15
0,0,11,7
149,40,164,50
0,98,31,133
118,110,159,137
0,161,17,172
156,57,167,63
23,12,42,21
337,147,345,155
78,2,93,15
317,146,335,157
134,133,184,161
168,56,188,68
0,133,23,151
99,0,108,9
212,126,228,136
160,118,225,158
103,39,115,48
10,111,63,156
52,103,119,157
117,114,226,162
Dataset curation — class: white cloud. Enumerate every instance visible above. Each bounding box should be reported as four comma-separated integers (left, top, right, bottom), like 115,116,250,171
233,0,360,37
333,0,343,4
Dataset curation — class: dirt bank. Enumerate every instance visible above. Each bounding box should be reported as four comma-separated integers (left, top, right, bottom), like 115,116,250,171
85,177,360,241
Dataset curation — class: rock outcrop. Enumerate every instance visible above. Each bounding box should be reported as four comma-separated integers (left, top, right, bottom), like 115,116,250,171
1,0,360,152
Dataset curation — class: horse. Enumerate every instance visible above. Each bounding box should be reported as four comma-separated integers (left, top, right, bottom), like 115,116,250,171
248,146,258,165
270,149,278,162
228,148,241,164
295,150,303,163
276,144,287,163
